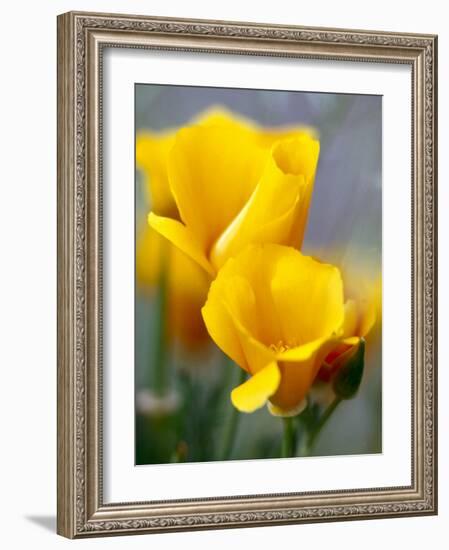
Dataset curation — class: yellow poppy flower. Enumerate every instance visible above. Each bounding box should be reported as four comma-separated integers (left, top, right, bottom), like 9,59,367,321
201,244,365,416
136,223,211,351
147,109,320,275
317,261,381,382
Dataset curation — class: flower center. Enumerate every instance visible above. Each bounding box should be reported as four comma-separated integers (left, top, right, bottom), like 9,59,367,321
269,340,295,354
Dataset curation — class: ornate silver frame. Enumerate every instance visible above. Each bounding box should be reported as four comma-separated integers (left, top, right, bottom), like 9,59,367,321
57,11,438,538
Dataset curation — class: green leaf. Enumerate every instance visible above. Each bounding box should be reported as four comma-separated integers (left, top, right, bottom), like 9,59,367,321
333,338,365,400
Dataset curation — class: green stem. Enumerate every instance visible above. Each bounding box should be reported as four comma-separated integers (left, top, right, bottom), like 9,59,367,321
281,417,297,458
217,366,246,461
152,248,168,396
306,396,343,453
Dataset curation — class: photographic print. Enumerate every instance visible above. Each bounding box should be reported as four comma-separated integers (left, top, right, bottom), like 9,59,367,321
134,84,382,465
57,12,437,537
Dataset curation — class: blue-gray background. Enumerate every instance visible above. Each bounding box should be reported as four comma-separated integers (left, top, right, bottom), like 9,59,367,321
135,84,382,462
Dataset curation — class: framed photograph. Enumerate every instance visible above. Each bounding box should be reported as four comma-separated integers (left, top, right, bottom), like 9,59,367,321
57,11,438,538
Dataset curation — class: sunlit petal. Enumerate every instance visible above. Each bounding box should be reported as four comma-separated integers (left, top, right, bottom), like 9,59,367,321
270,252,344,346
210,144,305,270
148,212,214,276
167,125,267,252
231,362,281,413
